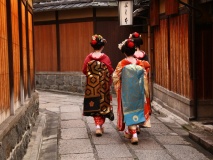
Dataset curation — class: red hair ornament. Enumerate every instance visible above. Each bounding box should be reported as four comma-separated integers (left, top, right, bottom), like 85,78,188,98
127,39,135,48
91,40,97,45
133,32,140,38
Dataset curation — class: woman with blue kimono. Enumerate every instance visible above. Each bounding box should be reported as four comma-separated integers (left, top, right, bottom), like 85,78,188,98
112,39,151,144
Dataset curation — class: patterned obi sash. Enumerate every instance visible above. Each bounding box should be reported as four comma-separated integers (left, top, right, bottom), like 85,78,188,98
83,60,111,117
121,64,145,126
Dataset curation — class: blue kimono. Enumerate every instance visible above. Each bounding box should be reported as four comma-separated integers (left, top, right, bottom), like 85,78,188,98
121,64,145,126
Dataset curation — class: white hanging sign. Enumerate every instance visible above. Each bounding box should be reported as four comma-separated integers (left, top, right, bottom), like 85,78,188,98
119,1,133,26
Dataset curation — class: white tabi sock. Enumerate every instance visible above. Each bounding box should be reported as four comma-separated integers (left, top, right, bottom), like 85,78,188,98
132,133,137,138
96,125,101,129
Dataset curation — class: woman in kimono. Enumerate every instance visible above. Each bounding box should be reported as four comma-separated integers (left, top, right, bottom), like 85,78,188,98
82,34,114,137
112,39,151,144
129,32,151,134
129,32,149,61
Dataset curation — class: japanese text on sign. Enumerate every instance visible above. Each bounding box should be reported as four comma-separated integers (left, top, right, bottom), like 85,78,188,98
119,1,133,26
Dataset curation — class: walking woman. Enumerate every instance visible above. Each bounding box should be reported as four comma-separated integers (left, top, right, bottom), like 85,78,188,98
112,39,151,144
129,32,149,61
82,34,114,137
130,32,152,132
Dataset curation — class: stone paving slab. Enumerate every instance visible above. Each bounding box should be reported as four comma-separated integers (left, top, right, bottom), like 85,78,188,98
145,123,175,135
61,153,95,160
135,150,174,160
164,145,210,160
128,136,163,150
39,103,61,109
61,128,89,139
60,105,81,112
61,112,82,120
61,119,86,128
92,129,123,145
59,139,93,154
99,158,134,160
155,135,190,145
95,144,132,159
149,115,162,123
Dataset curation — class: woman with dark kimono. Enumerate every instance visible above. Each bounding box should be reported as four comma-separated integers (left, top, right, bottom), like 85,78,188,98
82,34,114,137
112,39,151,144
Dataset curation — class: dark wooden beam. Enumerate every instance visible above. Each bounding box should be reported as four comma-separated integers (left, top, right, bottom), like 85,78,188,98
150,0,159,26
6,0,15,115
56,11,61,71
165,0,179,15
25,2,31,98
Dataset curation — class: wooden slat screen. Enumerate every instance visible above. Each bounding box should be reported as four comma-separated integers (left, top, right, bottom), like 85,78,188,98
169,14,192,98
28,12,34,90
0,0,10,122
154,14,192,98
34,25,57,71
11,0,21,109
21,2,28,98
154,19,170,89
59,22,93,71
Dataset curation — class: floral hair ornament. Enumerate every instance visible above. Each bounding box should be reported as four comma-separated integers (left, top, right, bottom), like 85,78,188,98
129,32,141,38
126,39,135,48
91,34,107,45
118,39,127,50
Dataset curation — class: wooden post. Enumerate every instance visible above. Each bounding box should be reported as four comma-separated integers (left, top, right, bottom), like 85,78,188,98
6,0,15,115
150,0,159,26
165,0,179,15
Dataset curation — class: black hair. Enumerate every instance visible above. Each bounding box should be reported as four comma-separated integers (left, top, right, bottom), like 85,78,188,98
133,38,143,48
91,41,105,50
121,40,136,56
130,32,143,48
90,35,106,50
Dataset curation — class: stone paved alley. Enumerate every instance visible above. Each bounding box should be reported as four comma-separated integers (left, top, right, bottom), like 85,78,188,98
23,91,213,160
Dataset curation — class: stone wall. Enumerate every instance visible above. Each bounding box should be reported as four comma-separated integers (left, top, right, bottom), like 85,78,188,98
35,72,116,95
0,92,39,160
35,72,86,94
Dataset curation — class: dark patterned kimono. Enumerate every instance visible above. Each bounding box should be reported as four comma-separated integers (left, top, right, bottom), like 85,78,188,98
82,53,114,125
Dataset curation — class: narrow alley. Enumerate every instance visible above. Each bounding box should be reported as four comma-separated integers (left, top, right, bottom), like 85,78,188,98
23,91,213,160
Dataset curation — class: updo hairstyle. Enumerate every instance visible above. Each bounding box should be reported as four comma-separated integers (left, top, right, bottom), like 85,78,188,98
118,39,136,56
129,32,143,48
90,34,107,50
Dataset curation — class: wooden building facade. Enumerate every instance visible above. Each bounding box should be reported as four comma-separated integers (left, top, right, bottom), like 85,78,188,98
0,0,35,123
33,1,148,93
33,7,146,71
0,0,39,159
150,0,213,121
33,0,213,121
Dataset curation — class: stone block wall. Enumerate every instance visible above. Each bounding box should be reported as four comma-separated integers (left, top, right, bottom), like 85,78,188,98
0,92,39,160
35,72,86,94
35,72,116,95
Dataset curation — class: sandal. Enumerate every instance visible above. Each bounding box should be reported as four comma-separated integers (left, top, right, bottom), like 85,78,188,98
131,137,138,145
124,131,132,139
95,127,104,137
